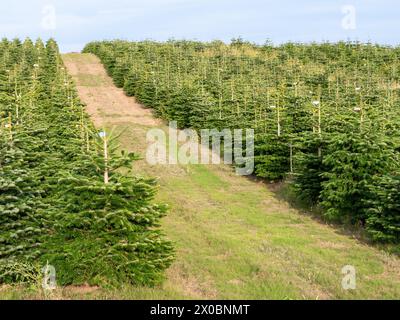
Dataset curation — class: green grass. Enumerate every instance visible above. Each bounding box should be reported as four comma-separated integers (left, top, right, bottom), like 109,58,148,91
1,53,399,300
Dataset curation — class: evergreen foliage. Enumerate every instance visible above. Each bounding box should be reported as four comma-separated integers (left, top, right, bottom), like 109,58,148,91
84,40,400,242
0,38,173,286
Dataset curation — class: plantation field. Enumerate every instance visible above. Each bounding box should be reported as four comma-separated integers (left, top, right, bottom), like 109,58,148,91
2,52,397,299
1,40,400,300
84,40,400,243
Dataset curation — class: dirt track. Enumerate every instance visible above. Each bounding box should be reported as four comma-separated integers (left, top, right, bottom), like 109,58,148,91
63,53,160,127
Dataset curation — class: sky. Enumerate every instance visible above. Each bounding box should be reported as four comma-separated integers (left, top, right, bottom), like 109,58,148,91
0,0,399,52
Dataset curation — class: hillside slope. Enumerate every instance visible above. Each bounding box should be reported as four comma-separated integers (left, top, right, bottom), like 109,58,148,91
57,53,400,299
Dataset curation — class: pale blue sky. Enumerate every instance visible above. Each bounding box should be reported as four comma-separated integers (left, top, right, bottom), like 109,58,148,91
0,0,399,52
